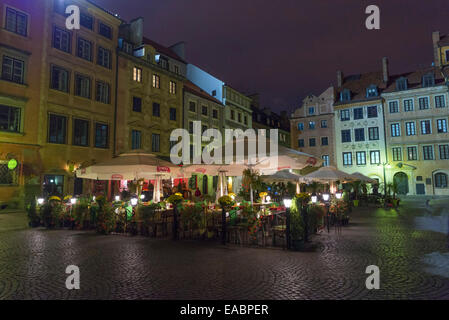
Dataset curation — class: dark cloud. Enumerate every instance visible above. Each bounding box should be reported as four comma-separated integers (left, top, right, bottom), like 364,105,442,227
95,0,449,113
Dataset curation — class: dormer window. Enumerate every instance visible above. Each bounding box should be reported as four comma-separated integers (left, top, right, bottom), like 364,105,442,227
422,73,435,88
340,89,351,102
308,107,315,115
366,85,378,98
158,56,169,70
396,77,408,91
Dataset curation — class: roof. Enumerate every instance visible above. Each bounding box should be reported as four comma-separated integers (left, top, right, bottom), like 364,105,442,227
87,0,124,22
251,105,290,132
438,34,449,46
184,81,223,105
143,37,186,64
382,67,445,93
335,71,385,105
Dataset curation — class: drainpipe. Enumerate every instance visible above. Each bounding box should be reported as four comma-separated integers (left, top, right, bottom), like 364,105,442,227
431,169,439,196
381,99,389,183
113,47,119,157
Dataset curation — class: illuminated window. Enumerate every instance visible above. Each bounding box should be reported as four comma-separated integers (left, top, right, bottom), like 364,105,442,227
152,74,160,88
133,67,142,82
169,81,176,94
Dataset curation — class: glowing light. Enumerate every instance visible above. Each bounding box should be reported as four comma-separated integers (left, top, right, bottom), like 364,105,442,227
130,198,138,206
283,199,292,208
266,195,271,202
323,194,330,201
311,196,317,203
37,198,44,205
140,194,145,200
115,195,120,202
8,159,17,170
336,192,342,199
70,198,77,205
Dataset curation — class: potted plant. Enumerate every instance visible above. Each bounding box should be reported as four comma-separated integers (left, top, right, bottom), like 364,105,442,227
351,180,362,207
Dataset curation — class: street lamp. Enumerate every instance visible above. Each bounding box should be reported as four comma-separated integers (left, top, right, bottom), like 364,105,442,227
379,162,390,202
336,192,342,200
130,198,138,206
70,198,77,205
311,195,317,203
37,198,44,205
323,193,330,202
140,194,145,200
115,195,120,202
266,195,271,203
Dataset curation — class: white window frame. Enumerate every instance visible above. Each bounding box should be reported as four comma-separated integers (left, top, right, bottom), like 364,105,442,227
418,96,430,110
402,98,414,112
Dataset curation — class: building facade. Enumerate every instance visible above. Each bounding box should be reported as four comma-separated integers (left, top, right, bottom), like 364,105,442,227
333,63,388,184
116,19,186,160
290,87,335,166
250,94,290,148
223,85,252,132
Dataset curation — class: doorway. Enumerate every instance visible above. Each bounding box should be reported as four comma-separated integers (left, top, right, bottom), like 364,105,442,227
393,172,409,195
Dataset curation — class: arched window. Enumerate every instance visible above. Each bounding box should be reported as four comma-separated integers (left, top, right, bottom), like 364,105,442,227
434,173,448,188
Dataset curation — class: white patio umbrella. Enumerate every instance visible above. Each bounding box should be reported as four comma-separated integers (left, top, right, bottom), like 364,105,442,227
76,153,182,202
350,172,377,184
261,170,302,194
302,166,354,182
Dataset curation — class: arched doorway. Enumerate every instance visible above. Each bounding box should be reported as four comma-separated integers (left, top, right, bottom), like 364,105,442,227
202,175,208,195
393,172,409,195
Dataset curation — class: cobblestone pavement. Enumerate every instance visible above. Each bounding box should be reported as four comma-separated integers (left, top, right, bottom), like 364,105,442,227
0,202,448,300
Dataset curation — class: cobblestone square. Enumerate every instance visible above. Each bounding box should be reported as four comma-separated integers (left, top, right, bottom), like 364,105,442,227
0,199,448,300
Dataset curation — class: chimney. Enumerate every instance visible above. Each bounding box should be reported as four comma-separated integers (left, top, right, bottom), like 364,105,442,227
382,57,389,83
170,42,186,60
337,70,343,87
432,31,441,67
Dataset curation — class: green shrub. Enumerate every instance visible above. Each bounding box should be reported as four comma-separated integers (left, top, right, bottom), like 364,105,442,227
26,198,40,227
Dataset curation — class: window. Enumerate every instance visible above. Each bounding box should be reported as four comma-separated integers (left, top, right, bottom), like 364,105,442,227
152,74,160,88
356,151,366,165
1,56,24,84
309,138,316,147
419,97,429,110
213,109,218,119
389,101,399,113
152,134,160,152
98,22,112,39
133,67,142,82
340,109,350,121
5,7,27,36
437,119,448,133
0,105,21,133
77,37,92,61
238,113,242,123
366,85,378,97
308,107,315,115
159,57,169,70
189,102,196,112
435,95,446,108
97,47,111,68
354,128,365,141
170,108,176,121
407,146,418,161
422,74,435,87
423,146,434,160
298,139,304,148
244,116,248,125
321,137,328,146
132,97,142,112
370,150,381,164
340,89,351,102
80,12,93,30
50,65,69,92
48,114,67,144
75,74,91,99
169,81,177,94
53,27,71,53
321,120,327,128
152,103,160,117
396,77,408,91
131,130,142,149
354,108,363,120
322,155,330,167
392,147,402,161
435,173,448,188
96,81,110,104
212,90,217,96
341,129,351,143
405,122,416,136
43,175,64,197
202,106,208,116
174,65,180,75
368,127,379,140
189,121,194,134
404,99,414,112
298,123,304,131
95,123,108,148
73,119,89,146
309,121,316,129
367,106,377,118
420,120,431,135
439,145,449,160
391,123,401,137
343,152,352,166
231,110,235,120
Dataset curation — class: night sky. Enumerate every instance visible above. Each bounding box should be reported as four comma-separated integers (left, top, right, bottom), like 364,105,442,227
95,0,449,113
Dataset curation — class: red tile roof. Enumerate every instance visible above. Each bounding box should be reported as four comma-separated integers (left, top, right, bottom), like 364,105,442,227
438,34,449,46
382,67,445,93
184,81,223,105
142,37,186,64
335,71,385,104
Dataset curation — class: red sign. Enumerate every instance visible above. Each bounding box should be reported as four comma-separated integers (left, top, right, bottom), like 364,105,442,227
157,166,170,173
306,157,318,166
277,166,291,171
111,174,124,180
